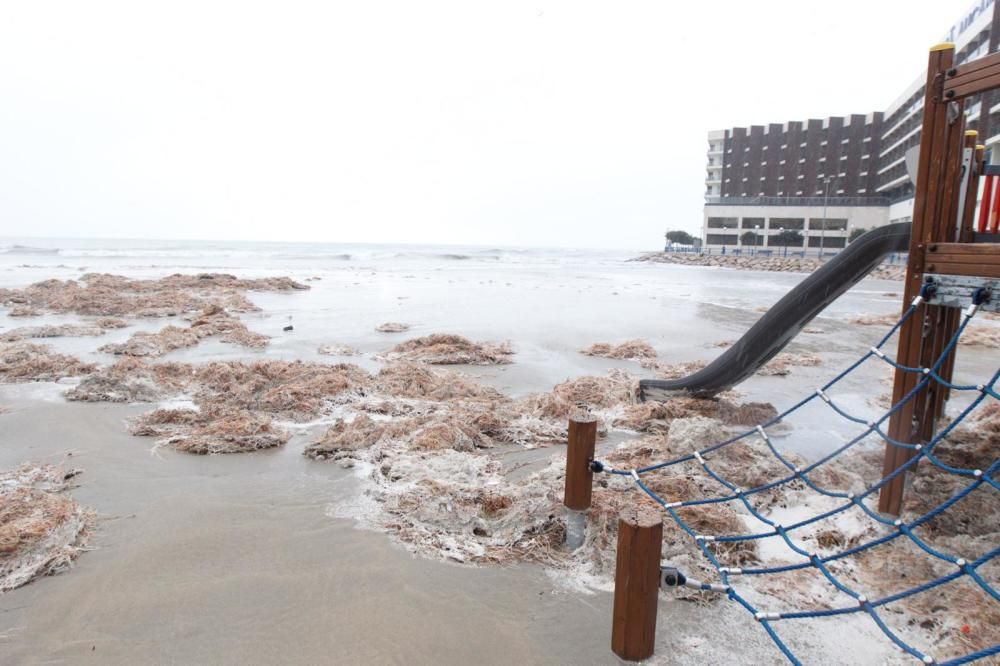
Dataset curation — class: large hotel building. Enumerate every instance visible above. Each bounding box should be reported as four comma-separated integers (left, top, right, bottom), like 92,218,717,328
702,0,999,253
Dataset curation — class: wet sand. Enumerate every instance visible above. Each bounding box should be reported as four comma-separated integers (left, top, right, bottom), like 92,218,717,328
2,243,994,663
0,395,898,665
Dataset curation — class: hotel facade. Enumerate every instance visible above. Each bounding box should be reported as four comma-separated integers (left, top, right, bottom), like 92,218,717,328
702,0,1000,253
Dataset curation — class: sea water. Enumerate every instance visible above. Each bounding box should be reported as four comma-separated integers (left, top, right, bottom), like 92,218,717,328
0,235,992,460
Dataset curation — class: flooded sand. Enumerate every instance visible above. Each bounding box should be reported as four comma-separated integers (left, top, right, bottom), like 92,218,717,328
0,398,886,665
2,240,994,664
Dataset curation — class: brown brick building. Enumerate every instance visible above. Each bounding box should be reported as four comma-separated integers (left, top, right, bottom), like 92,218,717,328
701,0,998,254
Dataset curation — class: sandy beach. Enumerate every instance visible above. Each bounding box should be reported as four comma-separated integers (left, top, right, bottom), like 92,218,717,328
0,238,997,665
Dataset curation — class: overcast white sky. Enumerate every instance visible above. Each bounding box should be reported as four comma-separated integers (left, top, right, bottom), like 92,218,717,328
0,1,973,250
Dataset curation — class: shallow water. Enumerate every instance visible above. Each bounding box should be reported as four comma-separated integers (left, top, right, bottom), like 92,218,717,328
0,237,996,664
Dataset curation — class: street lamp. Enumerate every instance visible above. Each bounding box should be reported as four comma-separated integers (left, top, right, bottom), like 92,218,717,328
820,176,832,259
778,226,786,257
754,224,760,256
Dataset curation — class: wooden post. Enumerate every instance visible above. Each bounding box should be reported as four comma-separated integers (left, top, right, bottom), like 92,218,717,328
931,132,981,415
564,416,597,510
611,507,663,662
879,43,959,516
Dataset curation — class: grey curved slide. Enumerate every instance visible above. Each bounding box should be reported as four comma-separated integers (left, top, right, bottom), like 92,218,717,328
639,222,912,401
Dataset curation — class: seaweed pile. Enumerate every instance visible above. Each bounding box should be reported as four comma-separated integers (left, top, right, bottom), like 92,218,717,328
0,342,96,383
383,334,514,365
375,322,410,333
99,306,269,357
580,340,657,361
1,323,108,342
0,273,308,318
0,463,93,591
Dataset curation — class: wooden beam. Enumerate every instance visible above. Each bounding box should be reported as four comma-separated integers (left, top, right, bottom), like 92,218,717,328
927,131,980,437
945,50,1000,99
924,262,1000,278
564,416,597,511
879,45,956,516
925,243,1000,278
611,507,663,662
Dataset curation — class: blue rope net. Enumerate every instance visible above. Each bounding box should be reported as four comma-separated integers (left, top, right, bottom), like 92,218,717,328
595,291,1000,665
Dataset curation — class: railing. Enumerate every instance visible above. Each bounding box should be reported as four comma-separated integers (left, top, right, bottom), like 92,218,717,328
660,245,909,263
704,195,891,207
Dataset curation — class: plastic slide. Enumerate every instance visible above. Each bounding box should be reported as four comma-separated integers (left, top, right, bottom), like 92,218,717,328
639,222,912,401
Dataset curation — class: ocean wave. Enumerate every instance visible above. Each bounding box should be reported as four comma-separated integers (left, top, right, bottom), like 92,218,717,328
392,251,501,261
1,245,60,255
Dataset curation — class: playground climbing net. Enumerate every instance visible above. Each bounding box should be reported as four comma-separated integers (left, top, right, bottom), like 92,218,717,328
593,287,1000,665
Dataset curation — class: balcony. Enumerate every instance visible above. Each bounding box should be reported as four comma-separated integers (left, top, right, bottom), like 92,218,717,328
704,195,891,207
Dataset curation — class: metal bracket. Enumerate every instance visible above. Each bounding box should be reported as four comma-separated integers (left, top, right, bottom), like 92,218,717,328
923,274,1000,312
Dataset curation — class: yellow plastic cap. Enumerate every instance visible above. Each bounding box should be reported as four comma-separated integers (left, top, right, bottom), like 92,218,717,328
966,130,979,137
977,144,986,150
929,42,955,51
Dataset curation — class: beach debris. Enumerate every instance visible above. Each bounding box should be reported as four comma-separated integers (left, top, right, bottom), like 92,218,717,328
633,252,905,281
757,352,823,376
95,318,128,329
642,353,820,380
131,406,289,454
283,325,294,332
0,341,95,383
383,334,514,365
375,322,410,333
368,362,508,409
305,411,497,462
318,344,359,356
0,273,308,319
190,360,372,421
580,340,657,361
0,463,94,591
0,324,106,342
852,312,999,348
851,313,898,327
642,359,708,379
959,323,1000,347
65,358,191,403
98,306,268,357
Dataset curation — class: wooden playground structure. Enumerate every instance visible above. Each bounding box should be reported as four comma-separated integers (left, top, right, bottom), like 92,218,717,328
559,42,1000,662
880,42,1000,515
